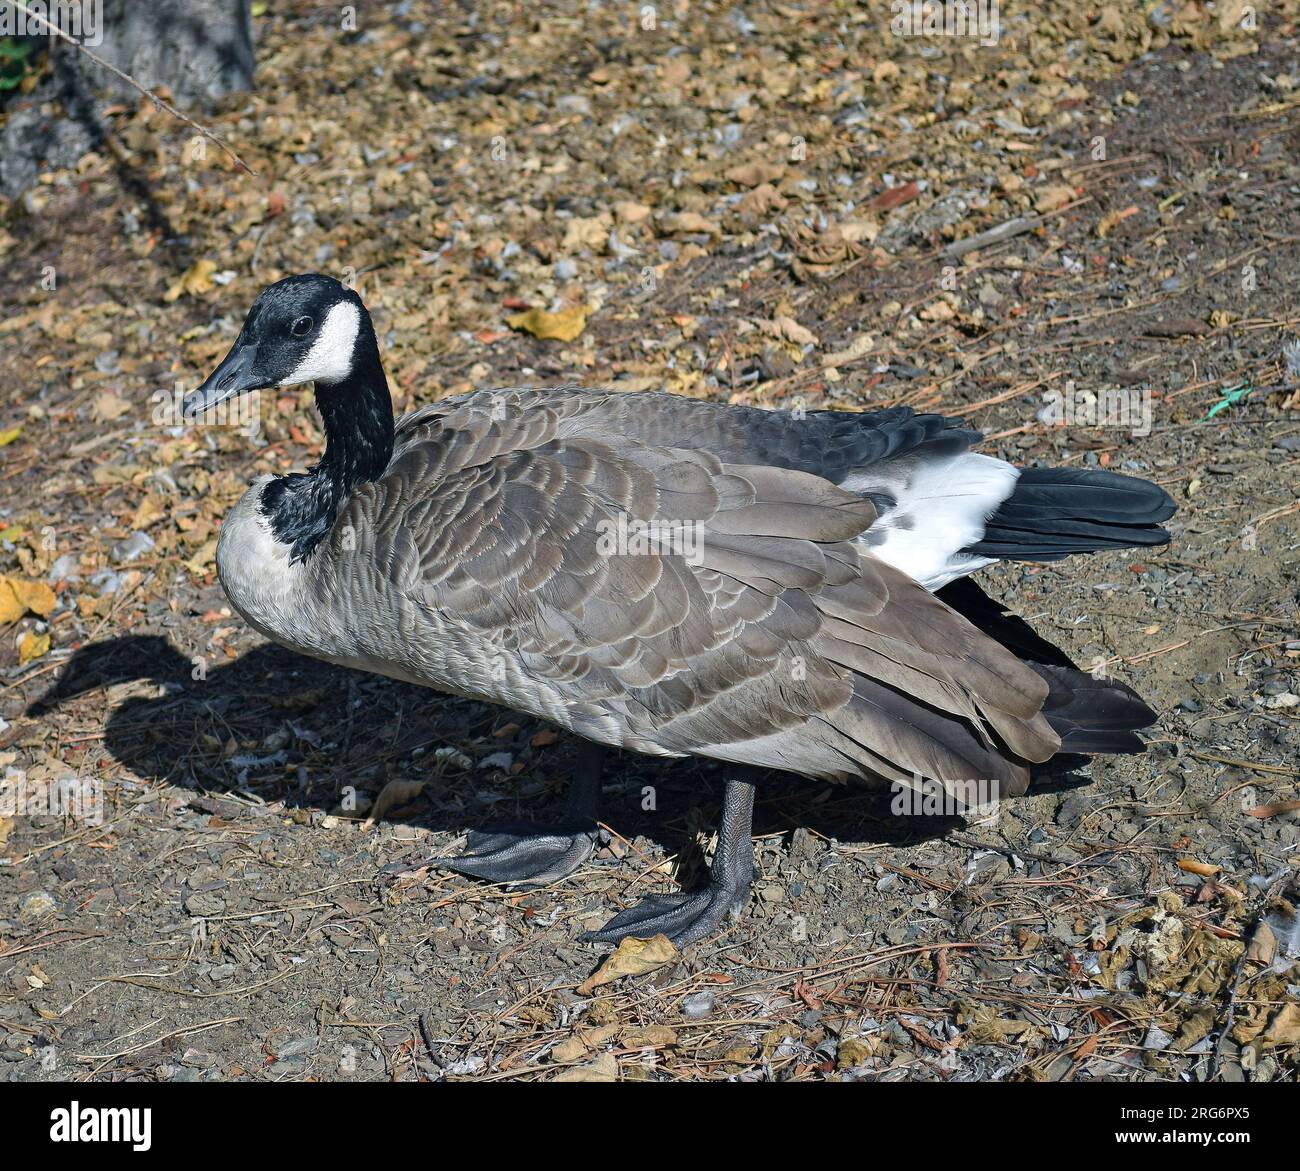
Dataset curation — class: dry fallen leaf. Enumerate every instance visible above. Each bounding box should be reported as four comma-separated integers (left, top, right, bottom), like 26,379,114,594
759,316,819,347
17,628,50,665
838,219,879,244
551,1023,619,1063
130,495,167,530
0,576,57,623
363,779,427,828
920,300,957,322
93,390,132,422
614,200,652,225
164,259,219,302
577,933,678,995
506,305,589,342
868,180,922,211
561,213,611,254
184,538,219,576
1247,919,1277,965
822,334,874,369
1263,1003,1300,1046
621,1025,678,1050
1035,184,1077,213
737,182,788,219
552,1053,618,1082
723,161,785,187
659,211,721,237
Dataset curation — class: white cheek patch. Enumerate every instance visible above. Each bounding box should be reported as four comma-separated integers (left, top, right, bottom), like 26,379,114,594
283,300,361,386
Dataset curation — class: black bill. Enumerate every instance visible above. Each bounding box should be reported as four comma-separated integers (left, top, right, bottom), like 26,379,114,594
183,342,263,419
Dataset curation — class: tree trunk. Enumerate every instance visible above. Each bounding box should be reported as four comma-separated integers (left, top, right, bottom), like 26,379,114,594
74,0,255,106
0,0,255,198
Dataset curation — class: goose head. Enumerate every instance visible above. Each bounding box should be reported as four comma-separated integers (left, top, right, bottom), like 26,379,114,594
188,274,395,561
184,273,373,418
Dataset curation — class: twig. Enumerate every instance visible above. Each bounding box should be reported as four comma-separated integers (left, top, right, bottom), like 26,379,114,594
4,0,255,175
77,1016,244,1077
946,214,1042,258
947,372,1063,417
1190,751,1300,779
418,1012,440,1067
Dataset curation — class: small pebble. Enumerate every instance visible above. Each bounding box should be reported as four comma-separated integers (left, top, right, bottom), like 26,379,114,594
18,891,57,920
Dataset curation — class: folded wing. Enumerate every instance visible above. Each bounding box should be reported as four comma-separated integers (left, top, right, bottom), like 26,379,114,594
324,390,1061,802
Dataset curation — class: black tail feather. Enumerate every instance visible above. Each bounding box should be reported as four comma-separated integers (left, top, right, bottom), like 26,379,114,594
1030,663,1157,754
938,579,1158,756
936,578,1077,669
966,467,1176,562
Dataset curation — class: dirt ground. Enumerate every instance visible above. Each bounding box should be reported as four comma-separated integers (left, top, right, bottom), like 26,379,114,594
1,3,1297,1082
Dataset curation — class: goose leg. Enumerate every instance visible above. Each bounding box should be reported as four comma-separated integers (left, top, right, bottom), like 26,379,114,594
443,741,604,886
582,773,756,949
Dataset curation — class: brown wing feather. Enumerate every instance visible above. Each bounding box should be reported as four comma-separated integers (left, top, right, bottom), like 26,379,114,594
324,390,1059,798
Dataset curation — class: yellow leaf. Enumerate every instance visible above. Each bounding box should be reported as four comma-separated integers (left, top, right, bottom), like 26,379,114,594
0,426,22,447
17,629,50,665
577,933,678,995
77,593,115,620
164,259,219,303
0,576,56,623
506,305,589,342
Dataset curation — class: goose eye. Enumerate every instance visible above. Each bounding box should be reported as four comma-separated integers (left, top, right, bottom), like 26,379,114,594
290,316,314,337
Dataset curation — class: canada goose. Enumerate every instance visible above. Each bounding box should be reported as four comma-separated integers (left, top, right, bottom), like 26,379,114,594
186,274,1175,947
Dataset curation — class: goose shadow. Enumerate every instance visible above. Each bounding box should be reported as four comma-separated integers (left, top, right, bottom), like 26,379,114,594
27,634,1092,876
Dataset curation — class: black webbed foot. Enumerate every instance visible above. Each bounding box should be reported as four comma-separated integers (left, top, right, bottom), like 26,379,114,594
583,774,757,948
580,871,752,947
444,821,601,886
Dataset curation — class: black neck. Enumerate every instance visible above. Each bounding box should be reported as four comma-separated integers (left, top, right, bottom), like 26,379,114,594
259,317,394,563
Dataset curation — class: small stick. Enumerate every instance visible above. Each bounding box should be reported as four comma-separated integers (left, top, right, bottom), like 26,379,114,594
1190,751,1300,778
946,214,1042,258
6,0,255,175
418,1012,440,1066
